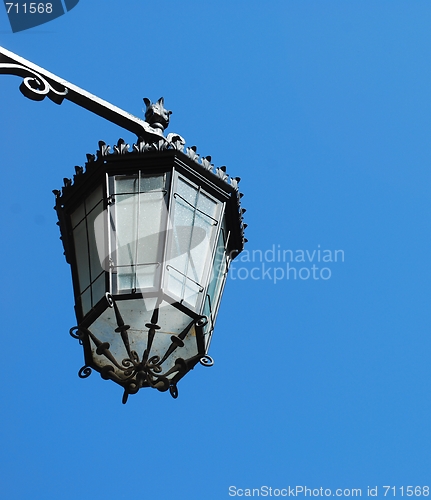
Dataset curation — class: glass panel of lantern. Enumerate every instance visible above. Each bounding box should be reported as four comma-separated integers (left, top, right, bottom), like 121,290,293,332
70,184,105,316
203,218,229,348
164,175,222,312
107,172,168,295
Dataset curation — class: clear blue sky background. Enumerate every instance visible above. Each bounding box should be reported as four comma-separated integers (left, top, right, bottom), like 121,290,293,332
1,1,431,498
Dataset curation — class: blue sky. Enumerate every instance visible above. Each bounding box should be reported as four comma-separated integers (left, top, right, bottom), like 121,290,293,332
1,1,431,498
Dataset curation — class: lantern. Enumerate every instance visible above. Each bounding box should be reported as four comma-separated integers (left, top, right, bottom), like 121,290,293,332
54,98,246,402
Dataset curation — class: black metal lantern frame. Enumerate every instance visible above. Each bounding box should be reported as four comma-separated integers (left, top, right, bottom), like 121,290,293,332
54,133,246,402
0,46,246,403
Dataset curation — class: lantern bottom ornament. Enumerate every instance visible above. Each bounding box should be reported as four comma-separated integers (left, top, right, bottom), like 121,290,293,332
70,293,213,403
54,103,246,403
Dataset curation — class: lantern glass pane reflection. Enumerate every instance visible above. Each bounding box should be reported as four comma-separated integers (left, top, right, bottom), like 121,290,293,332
110,173,167,293
203,220,228,343
71,184,105,316
165,176,221,311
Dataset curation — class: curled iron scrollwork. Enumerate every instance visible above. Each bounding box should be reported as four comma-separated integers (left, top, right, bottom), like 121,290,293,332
69,325,86,345
69,326,83,340
196,316,208,328
0,63,68,104
199,355,214,367
105,292,114,308
78,366,92,378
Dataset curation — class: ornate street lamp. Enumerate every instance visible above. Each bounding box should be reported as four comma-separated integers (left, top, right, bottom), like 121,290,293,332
0,47,246,402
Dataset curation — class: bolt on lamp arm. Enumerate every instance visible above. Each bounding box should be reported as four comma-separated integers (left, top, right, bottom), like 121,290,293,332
0,45,165,141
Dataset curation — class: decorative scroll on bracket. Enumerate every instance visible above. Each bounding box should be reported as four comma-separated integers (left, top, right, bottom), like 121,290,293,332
0,62,68,104
0,45,164,141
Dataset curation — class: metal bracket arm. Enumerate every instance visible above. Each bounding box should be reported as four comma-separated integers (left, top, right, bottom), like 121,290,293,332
0,45,164,141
